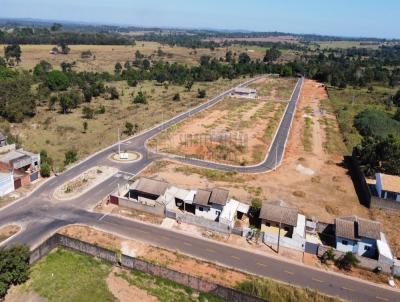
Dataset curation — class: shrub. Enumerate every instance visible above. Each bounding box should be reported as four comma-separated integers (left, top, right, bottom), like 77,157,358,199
173,93,180,101
82,106,94,119
335,252,359,271
133,91,147,104
197,89,206,98
40,162,51,177
64,150,77,165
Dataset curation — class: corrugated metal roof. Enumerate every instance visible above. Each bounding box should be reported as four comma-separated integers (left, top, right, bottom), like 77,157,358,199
209,188,229,206
134,177,169,196
193,189,211,206
259,200,298,227
335,216,381,240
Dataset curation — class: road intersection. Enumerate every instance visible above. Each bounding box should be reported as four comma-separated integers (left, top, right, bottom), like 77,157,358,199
0,76,398,302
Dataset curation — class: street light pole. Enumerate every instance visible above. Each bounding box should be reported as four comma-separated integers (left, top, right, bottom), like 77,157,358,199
277,220,282,254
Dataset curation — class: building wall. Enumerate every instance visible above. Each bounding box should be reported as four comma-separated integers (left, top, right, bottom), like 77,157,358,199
336,236,357,253
195,204,223,221
116,196,165,217
0,173,14,197
357,237,377,258
261,219,294,235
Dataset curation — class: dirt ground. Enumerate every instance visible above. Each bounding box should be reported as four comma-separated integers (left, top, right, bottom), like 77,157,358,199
107,267,159,302
0,224,20,242
54,166,118,200
149,77,296,165
59,225,249,288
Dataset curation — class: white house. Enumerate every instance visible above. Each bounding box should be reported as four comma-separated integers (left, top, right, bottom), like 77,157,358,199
335,216,382,258
0,172,14,197
231,87,257,99
375,173,400,202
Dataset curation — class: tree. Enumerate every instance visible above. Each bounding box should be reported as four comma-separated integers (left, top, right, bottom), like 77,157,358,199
225,50,233,63
0,245,30,298
0,57,6,68
133,91,147,104
394,109,400,122
50,23,63,31
83,86,93,102
124,121,134,135
4,44,22,64
83,121,88,133
394,89,400,107
114,62,122,75
185,79,194,91
58,42,70,55
142,59,150,70
40,162,51,177
33,60,52,79
82,106,94,119
264,47,282,62
48,95,57,110
45,70,70,91
197,89,206,99
107,86,119,100
238,53,251,64
64,150,77,165
335,252,359,271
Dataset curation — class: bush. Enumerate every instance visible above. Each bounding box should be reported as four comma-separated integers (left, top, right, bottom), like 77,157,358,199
82,106,94,119
40,162,51,177
354,109,400,140
133,91,147,104
335,252,359,271
173,93,180,101
197,89,206,98
0,245,30,298
64,150,77,165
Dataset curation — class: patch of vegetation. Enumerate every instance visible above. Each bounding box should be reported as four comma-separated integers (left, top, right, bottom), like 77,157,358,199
26,249,115,302
303,116,313,152
354,109,400,140
118,270,223,302
236,278,341,302
174,166,244,183
0,245,30,299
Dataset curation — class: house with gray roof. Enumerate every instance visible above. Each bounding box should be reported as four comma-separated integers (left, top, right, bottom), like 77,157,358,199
259,200,306,251
193,188,229,222
335,216,382,258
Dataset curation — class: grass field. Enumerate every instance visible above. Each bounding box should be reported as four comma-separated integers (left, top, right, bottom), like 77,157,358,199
1,42,269,72
10,248,222,302
3,78,244,169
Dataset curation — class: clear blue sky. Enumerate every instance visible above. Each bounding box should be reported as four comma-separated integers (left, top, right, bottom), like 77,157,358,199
1,0,399,38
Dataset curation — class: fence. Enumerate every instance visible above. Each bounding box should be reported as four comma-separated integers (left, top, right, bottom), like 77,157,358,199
112,195,166,217
262,233,305,252
30,234,265,302
349,152,400,210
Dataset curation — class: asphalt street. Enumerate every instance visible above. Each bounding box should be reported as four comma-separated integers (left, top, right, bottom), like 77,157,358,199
0,76,398,302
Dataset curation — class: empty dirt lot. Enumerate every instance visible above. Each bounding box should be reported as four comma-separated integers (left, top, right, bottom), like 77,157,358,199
148,77,296,166
140,79,399,253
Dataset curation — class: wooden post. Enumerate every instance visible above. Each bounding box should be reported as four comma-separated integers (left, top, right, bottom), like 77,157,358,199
277,221,282,254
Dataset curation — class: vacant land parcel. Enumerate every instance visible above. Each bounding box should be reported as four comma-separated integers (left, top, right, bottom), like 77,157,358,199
149,77,297,165
6,78,244,168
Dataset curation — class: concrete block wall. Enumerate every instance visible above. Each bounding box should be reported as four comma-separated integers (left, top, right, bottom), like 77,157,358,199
30,234,265,302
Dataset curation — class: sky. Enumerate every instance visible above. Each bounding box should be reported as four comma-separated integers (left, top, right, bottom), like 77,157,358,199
1,0,399,38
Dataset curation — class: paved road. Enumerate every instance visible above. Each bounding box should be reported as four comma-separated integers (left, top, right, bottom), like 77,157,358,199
0,76,398,302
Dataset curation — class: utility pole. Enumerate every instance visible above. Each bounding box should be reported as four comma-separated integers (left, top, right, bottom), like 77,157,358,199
117,128,121,157
277,220,282,254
